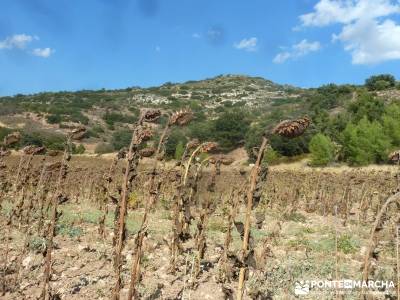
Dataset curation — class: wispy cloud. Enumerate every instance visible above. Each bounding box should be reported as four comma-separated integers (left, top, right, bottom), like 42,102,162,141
273,39,321,63
206,26,225,45
32,47,54,58
234,37,258,52
299,0,400,64
0,33,54,58
0,34,38,50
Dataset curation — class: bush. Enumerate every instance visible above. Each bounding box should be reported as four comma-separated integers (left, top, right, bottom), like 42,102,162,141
103,112,137,127
111,129,131,150
269,134,310,157
309,84,353,110
46,114,62,124
72,143,85,154
263,148,280,165
95,142,114,154
0,127,14,143
309,133,335,166
348,92,385,122
365,74,396,91
188,121,214,142
21,131,66,150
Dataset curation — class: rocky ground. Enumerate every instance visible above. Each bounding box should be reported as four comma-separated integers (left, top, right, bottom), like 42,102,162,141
1,197,398,299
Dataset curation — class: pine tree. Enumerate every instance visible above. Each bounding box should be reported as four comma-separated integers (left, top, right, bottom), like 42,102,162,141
309,133,335,166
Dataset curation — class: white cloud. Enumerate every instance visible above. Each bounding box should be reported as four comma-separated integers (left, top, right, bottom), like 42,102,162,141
334,18,400,64
299,0,400,64
0,33,54,58
273,52,291,64
192,33,201,39
300,0,400,27
32,47,54,58
234,37,258,52
0,34,37,49
273,39,321,63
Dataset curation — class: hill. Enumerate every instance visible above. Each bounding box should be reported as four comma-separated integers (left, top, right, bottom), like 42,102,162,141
1,73,400,166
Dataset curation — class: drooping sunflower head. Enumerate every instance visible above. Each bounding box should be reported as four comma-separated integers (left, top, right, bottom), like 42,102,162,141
71,126,87,140
186,139,200,150
142,109,162,123
3,131,21,146
22,145,46,155
200,142,218,153
169,109,194,126
271,116,311,138
139,147,156,158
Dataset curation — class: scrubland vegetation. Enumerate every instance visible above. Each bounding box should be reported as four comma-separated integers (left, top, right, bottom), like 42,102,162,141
1,74,400,167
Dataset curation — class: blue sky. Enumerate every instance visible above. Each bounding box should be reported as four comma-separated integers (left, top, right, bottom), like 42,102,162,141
2,0,400,96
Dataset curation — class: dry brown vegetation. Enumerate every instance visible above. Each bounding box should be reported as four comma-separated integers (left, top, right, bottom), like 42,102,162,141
0,114,400,299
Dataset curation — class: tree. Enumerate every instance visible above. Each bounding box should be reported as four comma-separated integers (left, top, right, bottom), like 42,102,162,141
365,74,396,91
213,111,251,151
348,92,385,122
269,133,311,157
341,117,391,165
382,103,400,146
309,133,335,166
310,83,353,110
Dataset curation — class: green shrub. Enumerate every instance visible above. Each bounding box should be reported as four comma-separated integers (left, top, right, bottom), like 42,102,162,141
165,130,187,159
111,129,131,150
309,133,335,166
174,141,185,160
103,112,137,127
46,114,62,124
337,234,359,254
21,131,66,150
0,127,14,143
72,143,85,154
263,147,280,165
56,223,83,237
213,110,251,151
365,74,396,91
348,92,385,122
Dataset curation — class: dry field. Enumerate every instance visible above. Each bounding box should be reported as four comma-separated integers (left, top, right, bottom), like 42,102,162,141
1,154,399,300
0,111,399,300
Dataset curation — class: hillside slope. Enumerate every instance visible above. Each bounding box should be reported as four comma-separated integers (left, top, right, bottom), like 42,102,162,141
1,74,400,166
